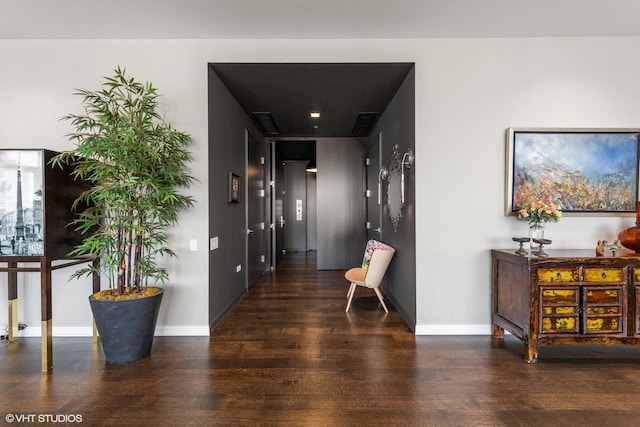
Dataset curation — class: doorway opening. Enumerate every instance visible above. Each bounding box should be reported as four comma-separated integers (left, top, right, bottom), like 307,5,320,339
272,140,317,269
208,62,417,329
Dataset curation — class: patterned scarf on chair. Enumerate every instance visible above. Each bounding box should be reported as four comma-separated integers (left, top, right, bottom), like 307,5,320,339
362,239,394,270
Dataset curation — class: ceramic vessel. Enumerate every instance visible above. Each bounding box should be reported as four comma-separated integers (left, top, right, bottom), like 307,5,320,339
618,202,640,253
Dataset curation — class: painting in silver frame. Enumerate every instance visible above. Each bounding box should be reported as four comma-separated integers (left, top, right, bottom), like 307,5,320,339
505,127,640,216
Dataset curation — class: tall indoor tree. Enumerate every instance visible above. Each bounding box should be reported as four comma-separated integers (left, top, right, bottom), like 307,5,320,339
52,67,195,363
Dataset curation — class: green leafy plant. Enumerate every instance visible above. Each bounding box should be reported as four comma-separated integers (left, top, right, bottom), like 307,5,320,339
51,67,195,297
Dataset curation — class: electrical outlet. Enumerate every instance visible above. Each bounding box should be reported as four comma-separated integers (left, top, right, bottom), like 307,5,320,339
189,239,198,251
236,264,242,272
210,237,218,250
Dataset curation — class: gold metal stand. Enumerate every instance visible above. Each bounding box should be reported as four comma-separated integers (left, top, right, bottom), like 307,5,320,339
1,256,98,372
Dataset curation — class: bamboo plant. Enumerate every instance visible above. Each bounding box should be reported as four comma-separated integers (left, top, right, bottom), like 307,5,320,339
52,67,195,297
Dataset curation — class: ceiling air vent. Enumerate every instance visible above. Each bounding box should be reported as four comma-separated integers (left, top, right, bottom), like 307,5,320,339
351,112,378,137
252,112,280,135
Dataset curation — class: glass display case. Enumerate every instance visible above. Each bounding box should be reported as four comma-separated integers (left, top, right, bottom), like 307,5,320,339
0,149,88,259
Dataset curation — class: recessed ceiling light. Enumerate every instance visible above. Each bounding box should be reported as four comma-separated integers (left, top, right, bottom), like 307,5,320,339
310,112,320,118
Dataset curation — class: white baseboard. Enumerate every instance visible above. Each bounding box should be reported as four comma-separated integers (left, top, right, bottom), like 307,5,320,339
155,325,210,336
15,324,497,337
16,327,93,337
14,325,210,337
414,324,493,335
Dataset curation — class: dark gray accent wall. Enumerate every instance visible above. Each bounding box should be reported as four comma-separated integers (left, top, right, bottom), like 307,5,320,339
208,66,265,329
368,66,416,330
316,138,365,270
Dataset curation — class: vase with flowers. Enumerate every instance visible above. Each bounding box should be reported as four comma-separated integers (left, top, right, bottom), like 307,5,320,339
517,201,562,251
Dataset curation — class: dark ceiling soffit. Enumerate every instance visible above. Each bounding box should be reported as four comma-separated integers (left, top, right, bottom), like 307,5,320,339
251,112,280,135
210,62,415,138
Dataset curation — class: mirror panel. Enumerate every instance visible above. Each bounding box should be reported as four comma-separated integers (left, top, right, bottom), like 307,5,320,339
387,145,403,231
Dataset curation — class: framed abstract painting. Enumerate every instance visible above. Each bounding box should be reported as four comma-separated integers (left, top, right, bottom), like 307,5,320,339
506,128,640,216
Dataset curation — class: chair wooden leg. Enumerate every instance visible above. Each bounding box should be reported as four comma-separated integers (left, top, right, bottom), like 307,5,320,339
373,287,389,313
346,283,356,312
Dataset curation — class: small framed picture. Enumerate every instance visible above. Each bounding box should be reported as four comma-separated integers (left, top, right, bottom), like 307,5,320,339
228,172,240,203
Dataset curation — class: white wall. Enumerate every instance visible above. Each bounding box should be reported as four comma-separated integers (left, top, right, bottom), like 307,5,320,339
1,37,639,336
416,37,640,333
0,40,212,336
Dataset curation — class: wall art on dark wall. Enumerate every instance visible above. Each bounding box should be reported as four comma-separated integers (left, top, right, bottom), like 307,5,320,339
228,172,240,203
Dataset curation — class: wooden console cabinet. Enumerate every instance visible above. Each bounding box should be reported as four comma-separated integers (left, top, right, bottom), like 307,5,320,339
492,249,640,362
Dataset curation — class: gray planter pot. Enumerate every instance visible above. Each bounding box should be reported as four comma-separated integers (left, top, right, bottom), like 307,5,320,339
89,288,163,364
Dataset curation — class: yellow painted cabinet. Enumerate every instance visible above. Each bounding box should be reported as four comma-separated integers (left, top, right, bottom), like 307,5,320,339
492,249,640,363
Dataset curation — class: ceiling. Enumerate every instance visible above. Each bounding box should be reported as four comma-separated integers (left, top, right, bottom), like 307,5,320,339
3,1,640,39
5,1,640,157
211,63,413,138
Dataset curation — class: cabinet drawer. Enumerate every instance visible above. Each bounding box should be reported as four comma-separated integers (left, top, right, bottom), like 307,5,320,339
583,268,625,283
539,268,578,283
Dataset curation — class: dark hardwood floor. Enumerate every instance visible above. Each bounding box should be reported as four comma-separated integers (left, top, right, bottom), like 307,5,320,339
2,252,640,426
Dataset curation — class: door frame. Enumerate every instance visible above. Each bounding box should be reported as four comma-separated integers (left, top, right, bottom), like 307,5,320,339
366,131,383,242
245,129,268,288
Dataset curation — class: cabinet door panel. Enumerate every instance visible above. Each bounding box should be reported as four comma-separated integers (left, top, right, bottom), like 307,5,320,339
583,286,624,335
540,288,579,334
